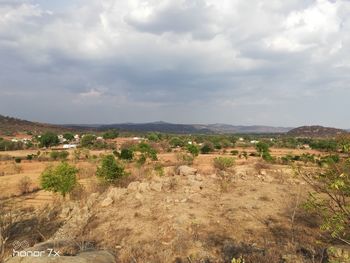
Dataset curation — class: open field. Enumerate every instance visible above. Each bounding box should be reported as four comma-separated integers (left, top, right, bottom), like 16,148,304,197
1,135,349,263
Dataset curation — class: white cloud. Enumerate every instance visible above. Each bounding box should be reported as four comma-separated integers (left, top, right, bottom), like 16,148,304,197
0,0,350,127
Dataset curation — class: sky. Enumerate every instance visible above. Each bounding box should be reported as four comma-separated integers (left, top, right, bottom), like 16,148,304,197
0,0,349,128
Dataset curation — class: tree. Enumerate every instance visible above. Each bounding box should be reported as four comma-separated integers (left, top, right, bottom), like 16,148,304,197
39,132,59,148
96,155,126,183
40,162,78,198
119,148,134,161
102,130,119,140
63,133,75,142
81,134,96,148
169,137,184,148
201,142,214,154
300,159,350,245
255,142,273,161
187,144,199,157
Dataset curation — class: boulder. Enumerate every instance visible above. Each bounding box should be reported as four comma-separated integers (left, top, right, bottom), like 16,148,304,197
176,166,197,176
101,197,113,207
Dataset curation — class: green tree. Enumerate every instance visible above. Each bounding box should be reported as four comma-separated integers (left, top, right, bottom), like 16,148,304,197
81,134,96,148
201,142,214,154
119,148,134,161
187,144,199,157
40,162,78,198
102,130,119,139
300,159,350,245
63,133,75,142
39,132,59,148
255,142,273,161
169,137,184,148
96,155,127,183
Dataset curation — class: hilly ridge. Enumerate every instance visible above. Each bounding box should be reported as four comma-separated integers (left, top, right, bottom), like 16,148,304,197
287,125,348,137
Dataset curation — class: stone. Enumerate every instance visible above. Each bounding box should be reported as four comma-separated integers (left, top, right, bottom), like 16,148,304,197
106,188,127,201
138,182,150,192
150,182,163,192
127,181,140,192
176,165,197,176
101,197,113,207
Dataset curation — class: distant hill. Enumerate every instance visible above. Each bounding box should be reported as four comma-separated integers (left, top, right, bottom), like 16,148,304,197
287,125,348,138
0,114,74,135
87,122,292,134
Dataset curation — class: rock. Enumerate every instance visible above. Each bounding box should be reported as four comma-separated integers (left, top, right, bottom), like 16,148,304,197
138,182,150,192
259,170,267,176
195,174,203,181
106,188,127,201
135,192,143,200
176,166,197,176
150,182,163,192
101,197,113,207
127,181,140,192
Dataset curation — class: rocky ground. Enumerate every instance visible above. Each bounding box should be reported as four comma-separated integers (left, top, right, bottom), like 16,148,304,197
4,163,350,262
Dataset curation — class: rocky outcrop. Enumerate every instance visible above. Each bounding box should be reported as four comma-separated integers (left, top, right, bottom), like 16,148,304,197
176,165,197,176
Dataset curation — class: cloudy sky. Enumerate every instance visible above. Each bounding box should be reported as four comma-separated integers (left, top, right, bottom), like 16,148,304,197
0,0,349,127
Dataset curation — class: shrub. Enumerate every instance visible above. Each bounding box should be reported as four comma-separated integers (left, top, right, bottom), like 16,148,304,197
102,130,119,139
176,153,194,165
17,176,32,195
300,159,350,244
138,142,158,161
214,157,235,171
40,162,78,198
201,142,214,154
187,144,199,157
63,133,75,142
119,148,134,161
231,150,239,156
169,137,184,147
14,157,21,163
80,134,96,148
50,151,69,161
154,163,165,177
96,155,127,183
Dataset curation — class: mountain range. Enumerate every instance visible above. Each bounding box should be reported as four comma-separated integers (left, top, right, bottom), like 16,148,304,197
1,114,348,136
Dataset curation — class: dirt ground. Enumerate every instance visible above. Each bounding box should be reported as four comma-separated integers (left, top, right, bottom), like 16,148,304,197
0,145,329,262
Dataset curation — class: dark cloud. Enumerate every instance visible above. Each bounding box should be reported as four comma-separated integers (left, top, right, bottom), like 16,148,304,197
0,0,349,127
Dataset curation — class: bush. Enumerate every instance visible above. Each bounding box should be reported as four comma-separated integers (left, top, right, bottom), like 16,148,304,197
214,157,235,171
138,142,158,161
14,157,21,163
96,155,127,183
80,134,96,148
201,142,214,154
119,148,134,161
169,137,184,148
187,144,199,157
50,151,69,161
102,130,119,139
231,150,239,156
63,133,75,142
300,159,350,244
40,162,78,198
154,163,165,176
176,153,194,165
17,176,32,195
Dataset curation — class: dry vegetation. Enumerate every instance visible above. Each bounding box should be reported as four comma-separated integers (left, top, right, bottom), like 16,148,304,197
0,136,349,263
